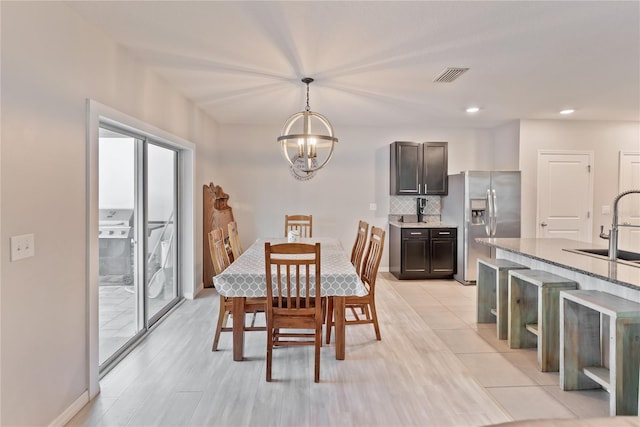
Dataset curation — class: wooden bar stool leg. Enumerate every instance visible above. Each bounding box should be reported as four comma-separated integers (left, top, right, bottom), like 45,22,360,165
615,319,640,415
560,298,601,391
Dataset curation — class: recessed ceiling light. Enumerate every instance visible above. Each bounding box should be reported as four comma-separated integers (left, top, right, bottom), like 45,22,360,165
559,109,575,115
466,107,480,113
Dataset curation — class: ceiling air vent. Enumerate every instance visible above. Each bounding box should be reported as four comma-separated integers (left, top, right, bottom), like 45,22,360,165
433,67,469,83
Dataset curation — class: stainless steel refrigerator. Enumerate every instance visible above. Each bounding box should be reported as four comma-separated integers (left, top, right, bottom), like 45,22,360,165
441,171,521,284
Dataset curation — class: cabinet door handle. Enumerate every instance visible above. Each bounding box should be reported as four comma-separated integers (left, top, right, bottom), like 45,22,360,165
438,232,451,235
410,232,422,235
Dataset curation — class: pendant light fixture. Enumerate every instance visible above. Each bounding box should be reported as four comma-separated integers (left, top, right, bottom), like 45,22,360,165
277,77,338,180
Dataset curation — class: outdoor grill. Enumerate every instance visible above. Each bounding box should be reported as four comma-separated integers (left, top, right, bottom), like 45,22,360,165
99,209,134,284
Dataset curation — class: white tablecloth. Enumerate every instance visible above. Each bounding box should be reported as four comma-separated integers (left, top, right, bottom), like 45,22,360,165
213,237,366,298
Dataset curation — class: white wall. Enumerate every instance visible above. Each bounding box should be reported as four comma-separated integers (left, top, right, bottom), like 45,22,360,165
215,124,502,268
519,119,640,239
492,120,520,170
1,3,218,426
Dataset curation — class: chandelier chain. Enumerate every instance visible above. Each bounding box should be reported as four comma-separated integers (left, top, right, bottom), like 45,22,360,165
305,81,311,112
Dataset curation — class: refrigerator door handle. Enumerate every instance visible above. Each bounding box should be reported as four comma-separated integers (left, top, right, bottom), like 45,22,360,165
485,189,492,236
491,189,498,236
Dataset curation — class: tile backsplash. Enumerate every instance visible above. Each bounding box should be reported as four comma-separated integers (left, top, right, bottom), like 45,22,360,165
389,196,441,222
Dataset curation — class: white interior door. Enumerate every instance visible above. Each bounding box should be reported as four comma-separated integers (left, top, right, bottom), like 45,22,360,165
537,151,594,242
618,151,640,251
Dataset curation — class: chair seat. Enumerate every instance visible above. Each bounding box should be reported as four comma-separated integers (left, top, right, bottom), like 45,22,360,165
345,293,371,304
244,297,268,310
273,314,317,330
220,296,266,314
272,298,319,309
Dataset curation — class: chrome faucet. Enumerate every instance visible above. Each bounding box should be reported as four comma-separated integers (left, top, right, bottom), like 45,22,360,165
600,189,640,261
417,197,427,222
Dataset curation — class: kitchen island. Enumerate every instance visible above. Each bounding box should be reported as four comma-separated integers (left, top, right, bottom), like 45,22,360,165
476,237,640,301
477,238,640,416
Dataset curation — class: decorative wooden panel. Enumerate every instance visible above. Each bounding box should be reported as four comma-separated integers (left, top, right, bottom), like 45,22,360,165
203,183,235,288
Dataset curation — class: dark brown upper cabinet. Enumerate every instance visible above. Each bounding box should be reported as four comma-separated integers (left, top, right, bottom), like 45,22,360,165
390,141,448,195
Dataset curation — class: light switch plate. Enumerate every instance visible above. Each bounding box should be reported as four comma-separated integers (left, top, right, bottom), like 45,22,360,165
369,203,377,211
10,233,35,261
602,205,611,215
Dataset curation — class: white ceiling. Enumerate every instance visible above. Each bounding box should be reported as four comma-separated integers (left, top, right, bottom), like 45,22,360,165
68,1,640,128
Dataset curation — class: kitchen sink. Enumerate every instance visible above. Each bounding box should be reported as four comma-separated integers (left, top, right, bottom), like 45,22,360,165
565,248,640,263
397,215,419,223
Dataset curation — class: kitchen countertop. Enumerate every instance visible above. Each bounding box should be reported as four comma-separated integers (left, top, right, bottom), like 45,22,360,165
476,237,640,290
388,220,457,229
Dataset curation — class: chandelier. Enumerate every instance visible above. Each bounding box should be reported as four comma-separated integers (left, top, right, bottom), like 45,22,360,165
277,78,338,180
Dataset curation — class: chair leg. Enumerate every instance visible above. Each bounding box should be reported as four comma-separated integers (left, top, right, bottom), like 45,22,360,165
322,297,328,324
266,328,273,382
369,300,381,341
314,321,321,383
363,304,371,320
325,297,334,344
212,295,229,351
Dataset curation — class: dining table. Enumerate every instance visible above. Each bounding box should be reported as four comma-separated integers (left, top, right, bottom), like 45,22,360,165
213,237,366,361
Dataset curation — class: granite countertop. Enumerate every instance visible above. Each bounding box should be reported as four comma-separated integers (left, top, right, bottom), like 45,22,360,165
388,220,457,229
476,237,640,289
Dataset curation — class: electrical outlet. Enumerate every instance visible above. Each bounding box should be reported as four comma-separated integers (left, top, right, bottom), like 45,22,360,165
602,205,611,215
10,233,35,261
369,203,377,211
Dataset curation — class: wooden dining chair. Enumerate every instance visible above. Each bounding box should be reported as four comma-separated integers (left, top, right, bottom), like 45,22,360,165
284,214,313,238
351,220,369,274
227,221,243,260
265,242,323,382
209,227,265,351
325,220,369,340
326,226,385,343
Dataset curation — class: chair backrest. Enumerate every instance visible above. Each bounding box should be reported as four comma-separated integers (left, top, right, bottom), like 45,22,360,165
350,220,369,275
360,226,385,295
227,221,243,260
264,242,321,312
208,227,230,275
284,214,313,238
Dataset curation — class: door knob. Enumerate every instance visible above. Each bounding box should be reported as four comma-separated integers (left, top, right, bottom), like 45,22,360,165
541,222,548,227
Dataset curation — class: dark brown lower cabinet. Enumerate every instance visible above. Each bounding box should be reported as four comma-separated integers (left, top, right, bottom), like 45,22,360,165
430,238,456,275
389,225,457,279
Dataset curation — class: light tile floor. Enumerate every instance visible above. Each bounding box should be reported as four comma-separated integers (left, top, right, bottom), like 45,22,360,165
384,272,611,422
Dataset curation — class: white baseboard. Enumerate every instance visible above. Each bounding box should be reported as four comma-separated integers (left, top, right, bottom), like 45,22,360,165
194,281,204,297
49,391,88,427
185,281,204,299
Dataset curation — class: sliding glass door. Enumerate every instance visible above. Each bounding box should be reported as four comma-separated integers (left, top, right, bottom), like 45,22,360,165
146,143,178,322
98,128,140,367
98,126,180,372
